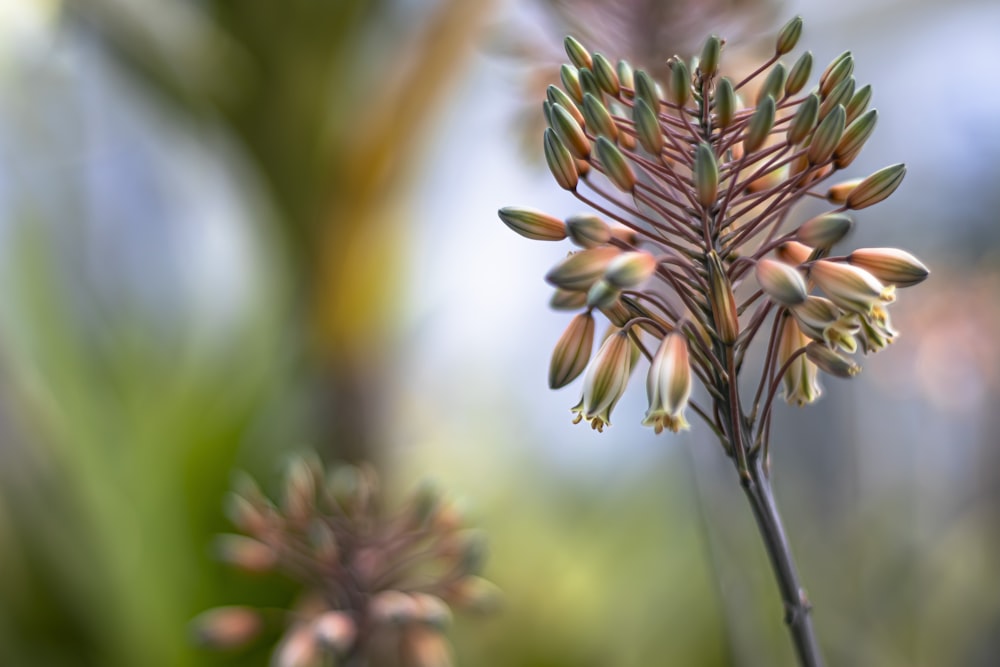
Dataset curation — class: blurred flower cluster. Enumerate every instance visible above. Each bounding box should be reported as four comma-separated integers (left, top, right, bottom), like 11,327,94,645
499,17,928,443
192,458,499,667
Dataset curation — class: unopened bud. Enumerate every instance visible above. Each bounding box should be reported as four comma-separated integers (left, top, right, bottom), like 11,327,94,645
633,98,664,154
545,246,620,291
592,52,620,96
564,35,592,69
566,213,612,248
699,35,722,77
694,142,719,207
498,206,567,241
825,178,863,204
714,77,735,128
313,612,357,656
543,129,579,191
550,103,591,158
847,248,929,287
819,76,854,119
283,457,316,523
578,68,602,99
550,288,588,310
785,51,813,96
757,63,787,104
586,278,619,309
547,85,584,124
595,137,636,192
796,212,853,249
744,95,776,153
776,240,813,266
775,16,803,56
214,534,277,573
805,342,860,378
617,59,635,92
582,93,618,141
845,84,872,124
634,70,659,111
807,104,845,164
560,64,583,102
448,576,503,614
845,163,905,210
706,251,739,344
786,93,819,145
370,590,420,626
549,312,595,389
756,258,808,305
667,58,691,106
819,52,853,97
809,259,894,314
605,251,657,288
834,109,877,168
190,606,263,649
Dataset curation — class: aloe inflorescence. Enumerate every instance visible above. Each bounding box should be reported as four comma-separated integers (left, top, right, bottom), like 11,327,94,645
500,18,927,438
499,16,927,667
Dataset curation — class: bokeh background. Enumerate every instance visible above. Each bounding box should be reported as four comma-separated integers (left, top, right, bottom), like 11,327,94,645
1,0,999,665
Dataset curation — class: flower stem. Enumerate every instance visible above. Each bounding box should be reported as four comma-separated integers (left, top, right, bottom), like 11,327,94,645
740,453,824,667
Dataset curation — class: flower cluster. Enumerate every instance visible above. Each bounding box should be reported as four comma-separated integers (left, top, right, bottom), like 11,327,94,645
499,17,928,444
191,458,499,667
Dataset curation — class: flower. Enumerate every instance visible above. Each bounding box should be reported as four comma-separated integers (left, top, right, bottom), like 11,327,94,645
643,333,692,433
777,316,822,406
571,330,632,431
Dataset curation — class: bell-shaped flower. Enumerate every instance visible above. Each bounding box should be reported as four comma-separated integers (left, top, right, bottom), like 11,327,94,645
777,317,822,406
642,333,692,434
855,304,897,354
571,331,633,432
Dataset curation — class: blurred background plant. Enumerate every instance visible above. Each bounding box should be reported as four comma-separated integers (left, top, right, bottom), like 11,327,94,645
0,0,999,666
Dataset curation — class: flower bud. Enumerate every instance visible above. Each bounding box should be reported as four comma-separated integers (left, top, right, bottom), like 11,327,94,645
809,259,894,314
776,240,813,266
564,35,592,69
605,251,657,288
578,68,602,99
549,313,597,390
757,63,787,104
785,51,812,96
643,333,692,434
571,331,633,431
550,288,588,310
694,142,719,208
819,52,853,97
775,16,803,56
807,104,845,164
617,59,635,92
847,248,929,287
805,342,860,377
545,246,620,291
560,64,583,102
448,576,503,614
313,611,358,656
550,103,591,158
756,258,808,305
283,457,316,523
546,85,583,124
845,163,905,210
825,178,862,204
632,98,664,154
498,206,567,241
566,213,612,248
776,317,821,406
592,52,620,96
411,594,453,631
667,58,691,107
632,70,658,110
543,128,579,191
214,534,277,573
582,93,618,141
795,212,853,249
786,93,819,145
370,590,420,626
699,35,722,77
595,136,636,192
845,84,872,124
744,95,776,153
834,108,877,168
818,76,854,119
714,77,735,128
190,606,263,649
706,250,739,344
586,278,620,309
